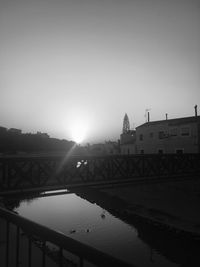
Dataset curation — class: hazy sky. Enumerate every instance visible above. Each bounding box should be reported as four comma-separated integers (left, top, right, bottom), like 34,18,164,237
1,0,200,143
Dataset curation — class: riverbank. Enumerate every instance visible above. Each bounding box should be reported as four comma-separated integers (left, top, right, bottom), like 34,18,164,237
74,176,200,238
103,177,200,236
71,176,200,266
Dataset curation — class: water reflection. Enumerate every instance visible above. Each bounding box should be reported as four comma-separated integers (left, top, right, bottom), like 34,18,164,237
8,192,179,267
76,189,200,267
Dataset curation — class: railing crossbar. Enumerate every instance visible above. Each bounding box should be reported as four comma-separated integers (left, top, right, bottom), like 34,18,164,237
0,206,134,267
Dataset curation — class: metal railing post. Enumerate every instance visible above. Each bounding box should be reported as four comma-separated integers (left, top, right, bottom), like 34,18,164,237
59,247,63,267
16,226,20,267
42,241,46,267
28,238,32,267
79,256,84,267
6,220,9,267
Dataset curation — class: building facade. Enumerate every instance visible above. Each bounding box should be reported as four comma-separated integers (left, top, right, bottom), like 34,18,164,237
120,113,136,154
136,116,200,154
120,131,136,154
86,141,120,155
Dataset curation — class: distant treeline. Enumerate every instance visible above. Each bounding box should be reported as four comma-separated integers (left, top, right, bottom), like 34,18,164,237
0,130,75,153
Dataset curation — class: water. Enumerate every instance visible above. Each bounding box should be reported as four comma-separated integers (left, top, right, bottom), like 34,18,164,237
13,191,180,267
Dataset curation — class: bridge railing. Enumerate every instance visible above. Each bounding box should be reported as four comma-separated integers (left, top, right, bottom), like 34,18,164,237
0,206,133,267
0,153,200,192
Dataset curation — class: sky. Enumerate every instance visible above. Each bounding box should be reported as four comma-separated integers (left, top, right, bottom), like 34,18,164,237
0,0,200,143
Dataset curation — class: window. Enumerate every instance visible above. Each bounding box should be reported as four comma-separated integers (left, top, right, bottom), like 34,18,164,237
170,128,178,137
140,149,144,154
181,127,190,136
149,132,154,138
139,134,143,141
158,131,165,139
158,149,164,154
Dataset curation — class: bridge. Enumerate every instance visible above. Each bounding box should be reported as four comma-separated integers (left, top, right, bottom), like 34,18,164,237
0,153,200,267
0,153,200,193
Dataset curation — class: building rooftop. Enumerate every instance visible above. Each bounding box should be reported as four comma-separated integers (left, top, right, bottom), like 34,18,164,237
136,115,200,128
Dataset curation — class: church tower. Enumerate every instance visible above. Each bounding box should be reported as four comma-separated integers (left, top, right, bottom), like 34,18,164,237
120,113,136,154
122,113,130,133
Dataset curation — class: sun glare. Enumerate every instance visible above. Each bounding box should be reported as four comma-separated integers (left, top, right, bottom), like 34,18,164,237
70,120,89,144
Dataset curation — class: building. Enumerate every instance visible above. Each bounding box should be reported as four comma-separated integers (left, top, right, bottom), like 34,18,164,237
87,141,120,155
120,113,136,154
136,115,200,154
120,131,136,154
104,141,120,154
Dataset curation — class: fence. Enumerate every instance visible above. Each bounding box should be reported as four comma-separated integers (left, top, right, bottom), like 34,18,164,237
0,153,200,192
0,206,134,267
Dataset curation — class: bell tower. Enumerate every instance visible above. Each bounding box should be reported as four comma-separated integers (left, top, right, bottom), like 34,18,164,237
122,113,130,133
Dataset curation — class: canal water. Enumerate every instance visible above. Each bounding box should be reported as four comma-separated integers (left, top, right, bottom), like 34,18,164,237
11,190,182,267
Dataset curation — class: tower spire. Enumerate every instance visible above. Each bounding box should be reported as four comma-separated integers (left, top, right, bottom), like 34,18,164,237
123,113,130,133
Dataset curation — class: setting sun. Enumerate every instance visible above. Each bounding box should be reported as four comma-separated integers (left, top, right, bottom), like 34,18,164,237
70,120,89,144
